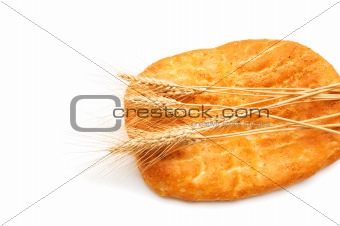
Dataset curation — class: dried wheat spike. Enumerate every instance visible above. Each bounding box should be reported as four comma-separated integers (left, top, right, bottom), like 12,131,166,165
119,73,203,97
127,95,182,107
109,125,201,160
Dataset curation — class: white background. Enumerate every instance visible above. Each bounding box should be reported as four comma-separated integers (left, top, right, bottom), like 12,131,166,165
1,0,340,225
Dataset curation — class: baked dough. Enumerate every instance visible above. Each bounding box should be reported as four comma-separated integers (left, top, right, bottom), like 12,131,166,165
124,40,340,201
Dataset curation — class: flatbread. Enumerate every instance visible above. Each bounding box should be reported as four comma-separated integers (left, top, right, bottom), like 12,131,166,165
124,40,340,201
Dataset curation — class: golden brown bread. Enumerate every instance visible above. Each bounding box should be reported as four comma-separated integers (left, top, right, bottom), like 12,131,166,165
124,39,340,201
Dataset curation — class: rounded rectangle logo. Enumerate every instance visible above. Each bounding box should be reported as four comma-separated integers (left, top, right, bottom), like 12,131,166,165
70,95,122,132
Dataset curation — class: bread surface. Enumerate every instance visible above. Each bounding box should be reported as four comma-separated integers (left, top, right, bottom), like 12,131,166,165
124,40,340,201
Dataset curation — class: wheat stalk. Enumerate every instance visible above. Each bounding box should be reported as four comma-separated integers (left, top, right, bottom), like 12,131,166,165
119,73,203,97
120,73,340,102
117,74,340,166
108,125,201,167
199,112,340,140
127,95,181,107
111,110,339,168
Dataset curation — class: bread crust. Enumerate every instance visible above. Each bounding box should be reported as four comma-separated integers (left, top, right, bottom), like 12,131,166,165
124,40,340,201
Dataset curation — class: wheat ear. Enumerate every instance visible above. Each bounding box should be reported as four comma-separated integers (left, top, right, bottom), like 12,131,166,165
108,126,200,158
118,75,340,165
127,95,182,107
119,73,203,97
121,73,340,102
